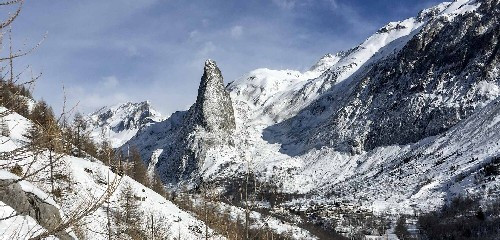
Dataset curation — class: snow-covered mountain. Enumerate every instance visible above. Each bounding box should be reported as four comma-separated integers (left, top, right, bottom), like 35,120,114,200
86,101,163,148
268,0,498,155
116,0,499,217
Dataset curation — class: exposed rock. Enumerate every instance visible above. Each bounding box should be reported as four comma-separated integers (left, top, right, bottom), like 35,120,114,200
193,59,236,133
0,179,73,240
91,101,161,131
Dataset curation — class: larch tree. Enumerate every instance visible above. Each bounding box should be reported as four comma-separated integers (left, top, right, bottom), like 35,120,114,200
72,112,87,157
115,183,143,239
0,117,9,137
130,146,149,186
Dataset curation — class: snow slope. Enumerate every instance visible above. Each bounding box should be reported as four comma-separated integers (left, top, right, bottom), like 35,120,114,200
0,107,221,239
67,157,224,240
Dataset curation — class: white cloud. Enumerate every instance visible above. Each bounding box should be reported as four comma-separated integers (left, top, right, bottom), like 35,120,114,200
202,18,210,27
83,92,128,110
189,30,199,40
125,45,141,57
100,76,119,89
328,0,338,9
272,0,296,9
230,25,244,39
199,41,216,56
66,85,128,113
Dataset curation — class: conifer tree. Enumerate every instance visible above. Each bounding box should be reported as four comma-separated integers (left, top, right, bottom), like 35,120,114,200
30,100,54,127
151,170,167,197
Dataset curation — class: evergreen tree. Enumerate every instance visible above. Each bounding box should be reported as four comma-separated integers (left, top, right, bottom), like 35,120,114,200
30,100,54,127
25,101,60,150
98,140,115,166
151,171,167,197
395,216,410,240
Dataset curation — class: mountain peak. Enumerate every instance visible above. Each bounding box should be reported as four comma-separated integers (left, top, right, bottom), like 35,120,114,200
204,58,216,67
87,101,163,147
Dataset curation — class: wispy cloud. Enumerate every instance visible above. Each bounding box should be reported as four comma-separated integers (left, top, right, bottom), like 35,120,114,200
272,0,297,9
199,41,216,56
100,76,119,89
230,25,243,39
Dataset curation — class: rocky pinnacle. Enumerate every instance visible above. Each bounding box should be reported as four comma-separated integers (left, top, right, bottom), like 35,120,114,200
194,59,236,133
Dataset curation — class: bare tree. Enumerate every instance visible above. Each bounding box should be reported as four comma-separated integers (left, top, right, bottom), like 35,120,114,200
114,182,144,240
72,112,87,157
0,117,8,137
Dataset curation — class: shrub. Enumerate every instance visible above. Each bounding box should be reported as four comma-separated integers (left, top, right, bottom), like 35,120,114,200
9,164,23,176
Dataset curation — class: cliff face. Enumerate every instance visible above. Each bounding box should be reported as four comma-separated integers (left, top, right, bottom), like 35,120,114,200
125,60,236,184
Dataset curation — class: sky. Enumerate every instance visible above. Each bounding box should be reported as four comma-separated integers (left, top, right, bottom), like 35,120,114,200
9,0,444,117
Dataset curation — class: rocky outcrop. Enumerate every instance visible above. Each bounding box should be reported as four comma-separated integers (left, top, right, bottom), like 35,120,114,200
124,60,236,184
0,179,73,240
193,59,236,133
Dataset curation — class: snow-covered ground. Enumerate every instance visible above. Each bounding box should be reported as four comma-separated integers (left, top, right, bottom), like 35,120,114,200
68,157,224,240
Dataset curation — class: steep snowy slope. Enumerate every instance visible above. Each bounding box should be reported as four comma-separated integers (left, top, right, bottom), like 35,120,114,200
0,107,222,239
67,158,223,240
283,95,500,214
228,1,452,125
266,0,497,155
86,101,163,148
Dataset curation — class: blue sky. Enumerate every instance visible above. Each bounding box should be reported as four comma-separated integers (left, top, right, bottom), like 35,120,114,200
11,0,443,116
